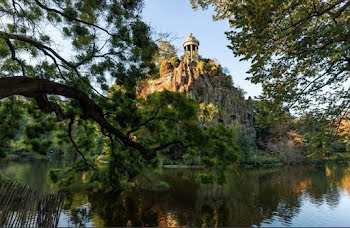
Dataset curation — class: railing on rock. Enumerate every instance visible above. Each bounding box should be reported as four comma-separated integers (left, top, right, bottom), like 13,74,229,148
0,181,64,227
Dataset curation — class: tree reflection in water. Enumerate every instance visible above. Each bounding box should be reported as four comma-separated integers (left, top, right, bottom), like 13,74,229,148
57,163,350,227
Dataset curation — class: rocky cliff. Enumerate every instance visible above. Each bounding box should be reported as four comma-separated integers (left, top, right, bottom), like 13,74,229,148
138,60,256,139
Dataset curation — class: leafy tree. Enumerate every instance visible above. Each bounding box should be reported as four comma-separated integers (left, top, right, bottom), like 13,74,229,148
295,113,336,156
253,97,293,136
0,98,25,158
153,39,177,65
191,0,350,120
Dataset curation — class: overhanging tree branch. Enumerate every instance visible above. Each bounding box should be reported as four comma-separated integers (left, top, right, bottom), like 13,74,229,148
0,77,151,157
0,31,105,97
0,77,191,161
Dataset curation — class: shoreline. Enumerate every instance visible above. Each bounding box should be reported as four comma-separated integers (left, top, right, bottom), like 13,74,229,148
162,160,350,169
3,154,350,169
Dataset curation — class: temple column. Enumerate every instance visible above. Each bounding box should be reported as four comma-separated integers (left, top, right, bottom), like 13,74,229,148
190,45,193,60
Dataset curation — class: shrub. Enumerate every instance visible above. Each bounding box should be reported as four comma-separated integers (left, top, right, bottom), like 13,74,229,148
169,56,180,68
183,155,201,165
197,60,205,72
346,141,350,153
156,181,170,190
196,58,223,75
332,153,350,161
241,153,282,166
161,156,182,165
257,155,282,165
242,153,258,165
198,103,219,122
48,168,62,183
331,141,346,153
198,173,213,184
0,172,8,182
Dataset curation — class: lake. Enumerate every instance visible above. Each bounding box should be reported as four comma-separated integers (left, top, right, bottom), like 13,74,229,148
1,160,350,227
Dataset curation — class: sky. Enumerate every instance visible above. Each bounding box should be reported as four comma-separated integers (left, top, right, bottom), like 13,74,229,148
142,0,262,98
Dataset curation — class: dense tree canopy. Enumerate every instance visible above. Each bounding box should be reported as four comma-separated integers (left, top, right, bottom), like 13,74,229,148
191,0,350,118
0,0,157,165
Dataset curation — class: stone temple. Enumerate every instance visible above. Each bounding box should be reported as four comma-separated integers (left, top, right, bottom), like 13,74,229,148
183,33,200,62
138,33,256,139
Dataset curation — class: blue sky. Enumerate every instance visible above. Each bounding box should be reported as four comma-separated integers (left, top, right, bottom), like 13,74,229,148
142,0,262,98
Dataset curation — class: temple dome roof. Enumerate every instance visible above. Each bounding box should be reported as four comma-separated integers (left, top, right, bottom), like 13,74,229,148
183,33,199,47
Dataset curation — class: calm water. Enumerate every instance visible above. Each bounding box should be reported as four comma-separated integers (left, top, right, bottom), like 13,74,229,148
1,160,350,227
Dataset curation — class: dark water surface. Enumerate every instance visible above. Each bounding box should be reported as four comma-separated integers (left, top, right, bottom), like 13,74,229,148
1,160,350,227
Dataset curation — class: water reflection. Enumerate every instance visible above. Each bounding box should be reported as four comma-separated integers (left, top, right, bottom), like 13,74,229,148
2,160,350,227
0,159,59,193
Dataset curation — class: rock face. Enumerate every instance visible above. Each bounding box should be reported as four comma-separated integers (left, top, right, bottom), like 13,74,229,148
138,60,256,139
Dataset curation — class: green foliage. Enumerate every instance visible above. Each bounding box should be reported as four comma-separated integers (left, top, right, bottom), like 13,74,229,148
253,97,293,136
242,153,282,166
346,142,350,153
202,124,239,167
330,153,350,161
0,172,8,182
100,88,242,187
197,58,224,76
146,40,178,79
198,103,219,122
198,173,213,184
22,110,56,155
0,98,25,159
48,169,62,184
156,181,170,190
60,87,241,190
331,142,347,153
235,125,258,163
295,113,335,157
169,56,180,68
256,155,282,166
